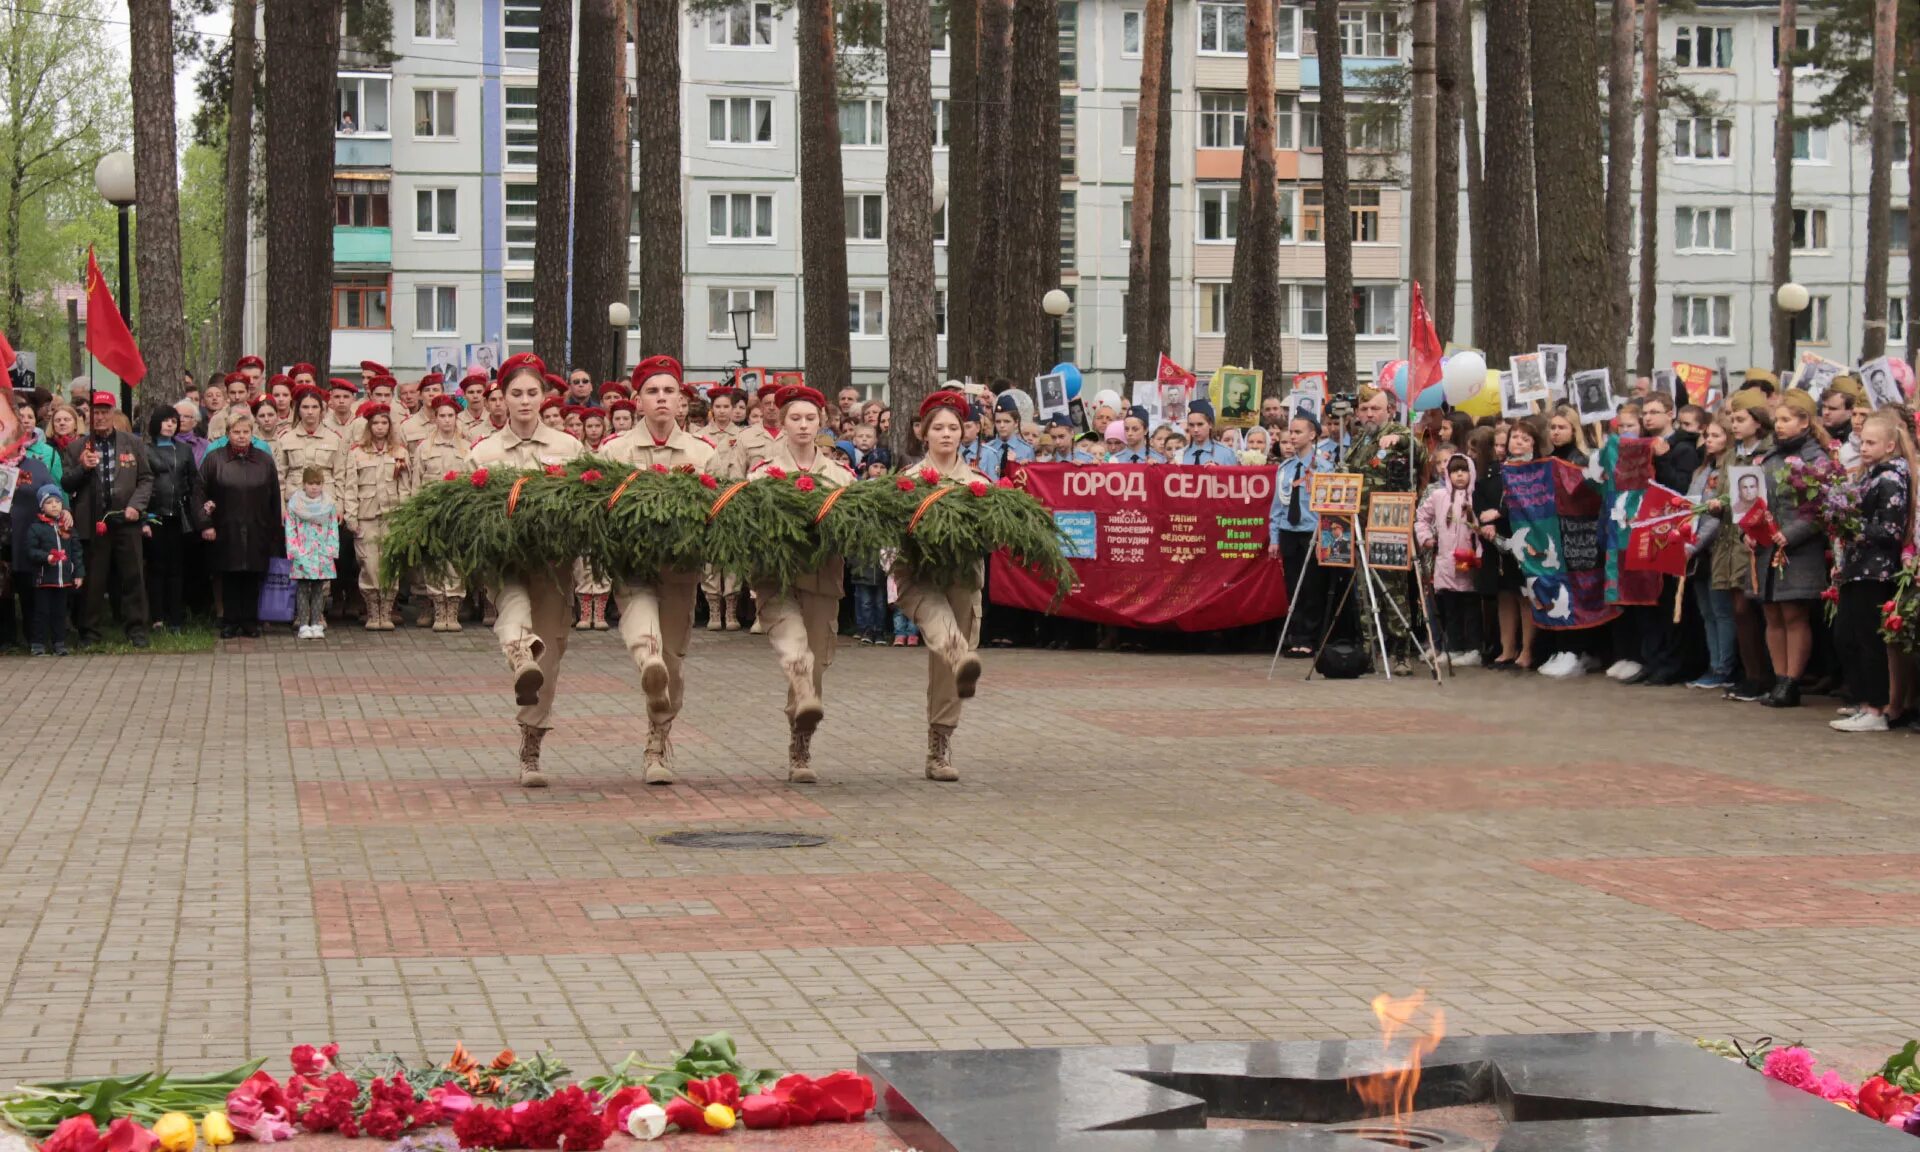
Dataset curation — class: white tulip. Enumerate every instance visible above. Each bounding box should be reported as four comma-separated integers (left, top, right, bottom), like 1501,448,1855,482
626,1103,668,1141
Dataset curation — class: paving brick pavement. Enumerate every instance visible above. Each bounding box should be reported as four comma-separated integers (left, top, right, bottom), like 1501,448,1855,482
4,629,1920,1085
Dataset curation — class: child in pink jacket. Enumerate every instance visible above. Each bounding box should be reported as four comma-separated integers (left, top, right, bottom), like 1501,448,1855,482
1416,452,1484,664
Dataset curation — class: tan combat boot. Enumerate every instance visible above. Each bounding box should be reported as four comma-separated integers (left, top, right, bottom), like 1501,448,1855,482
954,652,983,699
636,636,671,714
785,658,823,734
415,596,434,628
591,594,611,631
443,596,465,632
787,724,816,784
363,590,384,631
925,724,958,782
507,638,546,706
706,593,725,632
722,593,742,631
643,721,675,785
518,723,549,787
380,591,400,630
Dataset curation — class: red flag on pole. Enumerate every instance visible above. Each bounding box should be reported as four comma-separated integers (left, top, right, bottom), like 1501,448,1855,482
1410,280,1443,395
1626,483,1696,577
1156,353,1196,390
85,246,146,386
0,328,15,378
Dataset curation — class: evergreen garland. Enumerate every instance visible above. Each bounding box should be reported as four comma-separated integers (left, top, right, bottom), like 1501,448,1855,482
703,473,830,589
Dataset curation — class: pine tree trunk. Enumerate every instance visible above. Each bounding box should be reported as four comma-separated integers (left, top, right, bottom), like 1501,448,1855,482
946,0,979,380
1125,0,1168,382
1528,0,1612,376
1771,0,1796,371
1316,0,1355,394
571,0,629,377
1635,0,1658,375
1863,0,1896,361
887,0,937,453
1908,43,1919,368
264,0,341,373
636,0,684,361
128,0,185,413
219,0,256,369
798,0,851,395
1434,0,1461,343
967,0,1012,381
1410,0,1436,297
1147,0,1172,364
532,0,573,370
1604,0,1634,370
1461,5,1485,346
1225,0,1280,379
1479,0,1534,365
1006,0,1061,376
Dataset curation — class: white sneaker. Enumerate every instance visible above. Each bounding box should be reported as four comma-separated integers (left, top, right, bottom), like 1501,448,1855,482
1540,651,1586,678
1449,650,1482,667
1605,659,1635,680
1831,710,1890,732
297,625,314,639
1835,704,1863,717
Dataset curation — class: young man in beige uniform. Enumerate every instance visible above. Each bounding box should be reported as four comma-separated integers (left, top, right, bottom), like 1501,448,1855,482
275,385,348,508
397,372,442,447
471,354,586,787
694,385,747,631
409,394,472,631
599,354,717,785
324,377,359,439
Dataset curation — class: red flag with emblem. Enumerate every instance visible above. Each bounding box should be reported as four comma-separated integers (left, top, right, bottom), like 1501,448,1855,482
1674,362,1716,408
1156,353,1196,390
0,328,15,377
1410,280,1442,395
85,247,146,386
1626,483,1695,577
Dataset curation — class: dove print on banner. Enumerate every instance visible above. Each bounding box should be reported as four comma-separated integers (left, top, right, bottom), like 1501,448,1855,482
1500,457,1622,631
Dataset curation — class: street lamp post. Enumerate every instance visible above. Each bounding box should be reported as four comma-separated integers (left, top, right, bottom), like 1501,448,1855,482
93,150,137,412
607,301,631,386
728,307,755,377
1042,289,1072,368
1776,282,1811,377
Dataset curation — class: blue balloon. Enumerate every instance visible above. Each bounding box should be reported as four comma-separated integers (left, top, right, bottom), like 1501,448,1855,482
1412,381,1448,412
1053,362,1083,400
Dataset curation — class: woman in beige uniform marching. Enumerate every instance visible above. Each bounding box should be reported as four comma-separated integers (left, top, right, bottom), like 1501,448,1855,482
747,384,856,784
341,401,414,629
893,390,989,782
409,394,473,631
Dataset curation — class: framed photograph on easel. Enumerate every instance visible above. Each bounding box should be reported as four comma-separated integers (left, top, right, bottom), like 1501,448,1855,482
1309,472,1363,516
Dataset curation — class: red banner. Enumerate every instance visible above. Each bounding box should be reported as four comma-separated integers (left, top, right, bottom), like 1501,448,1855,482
990,463,1290,630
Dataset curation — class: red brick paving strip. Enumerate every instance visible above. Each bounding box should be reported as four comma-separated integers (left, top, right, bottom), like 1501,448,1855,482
312,873,1030,957
1528,853,1920,930
298,778,830,826
284,674,637,696
1253,762,1829,812
1126,708,1489,737
287,716,706,749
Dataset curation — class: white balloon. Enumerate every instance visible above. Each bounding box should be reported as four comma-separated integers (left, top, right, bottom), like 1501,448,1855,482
1441,350,1488,404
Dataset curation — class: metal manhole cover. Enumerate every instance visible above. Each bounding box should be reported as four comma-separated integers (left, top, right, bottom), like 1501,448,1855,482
655,830,829,850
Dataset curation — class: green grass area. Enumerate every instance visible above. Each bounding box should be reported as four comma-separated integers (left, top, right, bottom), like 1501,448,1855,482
0,621,220,657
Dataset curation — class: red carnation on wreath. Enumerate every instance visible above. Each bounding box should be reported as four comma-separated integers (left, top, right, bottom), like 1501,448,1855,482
700,474,719,489
766,465,788,480
580,469,603,483
968,480,988,497
996,477,1015,489
443,470,459,482
677,464,697,474
651,463,669,473
895,477,916,492
544,463,565,477
470,468,490,488
796,475,816,492
919,467,939,485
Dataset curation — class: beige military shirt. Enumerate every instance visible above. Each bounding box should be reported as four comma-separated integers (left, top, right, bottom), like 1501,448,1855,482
411,431,472,487
697,422,746,478
398,406,434,447
274,423,348,506
342,444,415,525
750,437,857,597
600,424,718,473
206,407,234,442
324,411,355,439
727,423,781,478
470,420,585,470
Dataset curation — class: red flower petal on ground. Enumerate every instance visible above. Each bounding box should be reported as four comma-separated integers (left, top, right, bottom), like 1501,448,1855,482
700,474,719,489
968,480,988,497
470,468,490,488
808,1071,875,1122
796,475,816,492
766,466,788,480
895,477,916,491
740,1094,791,1129
580,469,604,483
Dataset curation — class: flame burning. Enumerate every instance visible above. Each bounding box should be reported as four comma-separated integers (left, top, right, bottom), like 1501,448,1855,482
1352,989,1447,1131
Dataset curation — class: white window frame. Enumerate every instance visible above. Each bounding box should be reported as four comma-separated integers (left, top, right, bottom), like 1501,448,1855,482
1671,293,1734,343
504,279,534,352
1350,187,1383,243
1198,282,1232,337
1337,8,1397,58
1353,284,1397,338
1199,91,1247,149
849,288,887,338
502,0,540,51
1892,296,1908,345
413,186,458,239
1674,116,1733,162
1895,206,1910,253
707,191,776,243
1792,122,1830,164
845,192,885,242
414,0,455,43
336,72,392,138
933,203,947,245
1773,23,1817,69
1120,196,1133,246
1277,186,1297,242
706,287,777,338
1300,286,1327,338
1121,102,1139,151
839,98,886,147
706,1,776,48
933,98,950,148
1121,9,1143,56
504,183,536,266
1197,1,1246,54
708,95,775,146
1676,24,1733,69
1791,206,1830,252
1275,93,1297,150
413,284,458,337
504,84,538,169
1276,3,1298,54
1792,295,1832,345
1198,185,1239,243
412,87,457,140
1674,206,1733,253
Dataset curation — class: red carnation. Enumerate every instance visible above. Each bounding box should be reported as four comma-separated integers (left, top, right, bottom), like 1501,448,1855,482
94,520,107,535
289,1043,339,1076
996,477,1015,489
968,480,988,497
580,469,603,483
766,465,788,479
470,468,490,488
443,470,459,482
700,474,719,489
895,477,916,492
651,463,669,473
544,463,565,477
919,467,939,484
48,548,66,563
452,1105,514,1149
796,475,816,492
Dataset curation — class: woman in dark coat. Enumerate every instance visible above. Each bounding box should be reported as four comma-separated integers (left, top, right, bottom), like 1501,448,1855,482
144,406,197,632
190,409,285,638
1746,389,1832,708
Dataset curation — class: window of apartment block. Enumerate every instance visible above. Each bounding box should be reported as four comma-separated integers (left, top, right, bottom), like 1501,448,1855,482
933,98,950,147
933,203,947,243
934,290,948,338
336,74,390,135
1338,9,1398,57
1060,190,1077,269
1352,284,1395,336
708,287,776,337
1674,117,1732,160
505,281,533,350
848,289,886,337
1274,94,1296,149
415,285,457,335
332,275,390,330
1199,282,1232,336
1791,295,1831,344
1772,24,1815,68
1122,9,1143,56
504,184,536,264
1672,294,1732,341
709,192,774,241
1277,187,1296,241
1300,99,1321,148
836,3,883,52
1276,4,1298,53
414,187,457,237
1348,104,1399,152
1791,207,1829,250
1350,188,1381,242
708,1,775,46
1893,297,1908,345
414,88,456,137
1895,207,1909,253
1674,206,1732,252
1300,286,1326,336
932,1,950,51
1897,123,1910,163
1198,2,1246,54
1120,197,1132,244
1200,91,1247,148
1275,283,1293,334
1301,187,1323,242
504,86,537,167
710,96,774,144
1121,102,1138,149
1059,1,1078,82
839,98,885,146
1060,95,1077,177
334,179,389,227
503,0,540,50
1056,285,1077,354
1676,25,1732,68
1792,123,1829,162
845,193,884,241
415,0,454,41
1198,185,1240,241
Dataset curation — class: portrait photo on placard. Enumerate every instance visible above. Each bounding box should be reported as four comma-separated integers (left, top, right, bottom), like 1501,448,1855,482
1035,371,1070,418
1729,465,1767,523
1159,383,1191,426
1571,369,1616,422
1499,371,1531,418
1316,515,1355,568
1651,368,1677,404
1367,533,1411,571
1366,491,1416,534
1289,391,1323,424
1213,367,1261,427
1538,344,1567,393
1861,357,1904,410
1511,353,1550,403
1309,472,1364,516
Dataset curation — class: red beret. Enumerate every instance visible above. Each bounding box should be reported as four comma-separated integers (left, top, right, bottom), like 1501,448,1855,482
543,373,567,393
289,362,317,378
918,390,969,423
427,394,461,413
327,377,359,395
500,352,546,378
369,374,397,392
356,401,391,421
268,373,294,390
681,381,702,399
419,372,445,387
775,384,827,411
485,376,506,396
607,398,636,415
707,386,744,403
461,367,489,385
539,396,563,413
89,390,116,409
631,354,682,388
359,359,389,374
234,355,265,371
582,406,607,420
292,383,325,406
600,381,630,398
250,393,275,412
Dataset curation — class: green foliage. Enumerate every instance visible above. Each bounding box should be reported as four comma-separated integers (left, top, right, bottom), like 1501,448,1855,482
179,143,227,338
1799,0,1920,127
582,1032,782,1102
704,474,831,589
0,1060,266,1135
1879,1040,1920,1092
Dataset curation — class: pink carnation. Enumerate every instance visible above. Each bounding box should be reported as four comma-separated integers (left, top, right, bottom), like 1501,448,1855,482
1815,1069,1859,1108
1763,1047,1817,1091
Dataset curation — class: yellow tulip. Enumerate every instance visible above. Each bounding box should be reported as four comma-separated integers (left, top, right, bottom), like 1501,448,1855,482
201,1113,234,1147
702,1103,736,1131
153,1113,197,1152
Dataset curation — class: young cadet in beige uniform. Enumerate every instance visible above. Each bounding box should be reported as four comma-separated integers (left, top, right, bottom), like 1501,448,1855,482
324,377,359,439
397,372,443,447
410,394,472,631
397,373,445,623
695,385,747,631
599,355,717,785
726,388,784,632
893,390,989,782
472,355,586,787
747,384,856,783
341,401,414,630
275,384,348,508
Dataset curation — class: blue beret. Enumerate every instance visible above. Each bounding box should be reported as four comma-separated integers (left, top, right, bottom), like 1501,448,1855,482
1045,413,1074,429
36,484,64,508
968,403,987,421
994,393,1021,414
1128,405,1150,424
1188,399,1216,422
